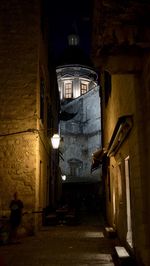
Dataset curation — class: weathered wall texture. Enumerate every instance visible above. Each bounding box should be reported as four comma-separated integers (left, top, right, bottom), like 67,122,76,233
0,0,57,234
92,0,150,265
60,86,101,182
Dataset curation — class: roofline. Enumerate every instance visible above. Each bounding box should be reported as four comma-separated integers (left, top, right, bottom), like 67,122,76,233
56,64,96,72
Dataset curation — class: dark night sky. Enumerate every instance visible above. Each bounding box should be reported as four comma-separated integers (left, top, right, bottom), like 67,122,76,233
47,0,92,62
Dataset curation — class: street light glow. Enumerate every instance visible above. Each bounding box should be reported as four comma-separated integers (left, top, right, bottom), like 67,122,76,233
61,175,66,181
51,134,60,149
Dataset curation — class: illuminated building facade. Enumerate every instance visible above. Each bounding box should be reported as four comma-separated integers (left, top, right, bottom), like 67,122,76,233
0,0,60,234
92,0,150,265
56,34,102,201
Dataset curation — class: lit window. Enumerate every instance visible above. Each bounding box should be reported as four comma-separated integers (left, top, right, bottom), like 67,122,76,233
81,83,87,95
64,82,72,98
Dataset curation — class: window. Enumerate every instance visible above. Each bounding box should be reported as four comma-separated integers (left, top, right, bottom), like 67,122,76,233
104,71,111,105
39,160,43,207
40,78,45,123
81,83,87,95
68,159,82,177
47,104,52,137
125,156,133,248
64,82,72,98
70,164,77,176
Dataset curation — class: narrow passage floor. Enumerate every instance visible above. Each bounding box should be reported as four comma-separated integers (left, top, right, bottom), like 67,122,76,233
0,211,120,266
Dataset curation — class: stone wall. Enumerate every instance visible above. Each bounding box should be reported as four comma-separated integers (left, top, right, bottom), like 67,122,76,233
0,0,53,234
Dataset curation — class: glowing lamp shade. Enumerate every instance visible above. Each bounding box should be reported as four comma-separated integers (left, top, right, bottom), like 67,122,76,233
61,175,66,181
51,134,60,149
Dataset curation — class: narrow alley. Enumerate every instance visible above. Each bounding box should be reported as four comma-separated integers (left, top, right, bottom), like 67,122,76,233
0,211,121,266
0,1,150,265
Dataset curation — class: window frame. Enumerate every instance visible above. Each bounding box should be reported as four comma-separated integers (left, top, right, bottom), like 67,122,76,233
64,82,73,99
80,82,88,95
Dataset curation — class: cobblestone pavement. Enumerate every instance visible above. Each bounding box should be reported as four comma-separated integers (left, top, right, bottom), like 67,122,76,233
0,212,120,266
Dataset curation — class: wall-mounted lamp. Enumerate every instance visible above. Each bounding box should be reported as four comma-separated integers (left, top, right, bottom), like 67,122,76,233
61,175,66,181
51,134,60,149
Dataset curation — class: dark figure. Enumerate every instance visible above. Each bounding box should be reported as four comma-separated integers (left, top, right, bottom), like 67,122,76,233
9,192,24,243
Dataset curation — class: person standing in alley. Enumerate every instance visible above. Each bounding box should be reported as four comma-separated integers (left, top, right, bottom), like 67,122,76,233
9,192,24,243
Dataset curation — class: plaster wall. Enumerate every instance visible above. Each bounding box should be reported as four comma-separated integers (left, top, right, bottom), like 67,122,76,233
92,0,150,263
60,86,102,183
102,72,150,264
